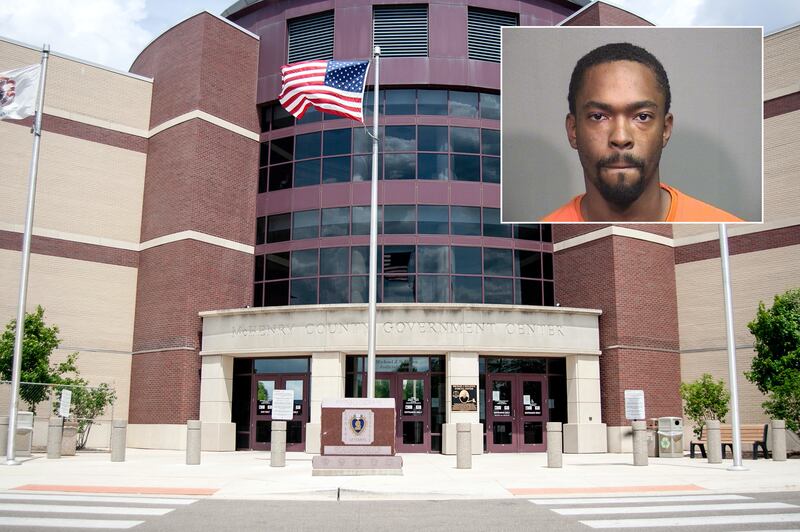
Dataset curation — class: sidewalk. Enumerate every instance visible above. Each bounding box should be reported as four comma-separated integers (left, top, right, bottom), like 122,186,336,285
1,450,799,500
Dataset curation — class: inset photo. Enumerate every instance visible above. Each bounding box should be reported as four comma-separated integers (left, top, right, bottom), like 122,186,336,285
501,27,763,223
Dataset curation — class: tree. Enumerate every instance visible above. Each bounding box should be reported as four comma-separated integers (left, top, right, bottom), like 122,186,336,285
746,288,800,432
0,306,78,413
53,380,117,450
680,373,731,438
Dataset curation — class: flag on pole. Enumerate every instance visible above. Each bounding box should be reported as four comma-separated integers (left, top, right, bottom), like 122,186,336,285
279,59,369,122
0,64,41,120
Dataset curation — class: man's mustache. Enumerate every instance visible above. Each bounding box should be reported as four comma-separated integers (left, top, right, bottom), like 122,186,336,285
596,153,645,169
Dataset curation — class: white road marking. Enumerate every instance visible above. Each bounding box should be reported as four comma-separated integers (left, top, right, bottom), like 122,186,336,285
0,493,197,505
581,513,800,529
556,501,795,515
529,494,751,505
0,502,173,515
0,516,143,529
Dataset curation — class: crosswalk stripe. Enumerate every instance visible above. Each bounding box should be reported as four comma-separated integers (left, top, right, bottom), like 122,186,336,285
580,513,800,529
0,516,143,529
0,493,197,505
555,501,796,516
0,502,173,516
530,494,751,505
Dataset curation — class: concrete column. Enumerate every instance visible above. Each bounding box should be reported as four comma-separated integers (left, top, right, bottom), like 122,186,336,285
443,352,482,455
186,420,201,465
456,423,471,469
111,420,127,462
0,416,7,455
564,354,607,453
47,417,63,459
198,355,236,451
547,422,563,468
271,421,286,467
307,352,345,454
706,419,722,464
632,420,648,466
772,420,787,461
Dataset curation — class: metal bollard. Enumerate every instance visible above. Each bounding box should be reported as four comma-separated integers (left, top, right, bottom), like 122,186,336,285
772,420,787,461
632,421,648,466
270,421,286,467
186,420,201,465
111,420,127,462
456,423,471,469
546,422,563,468
47,417,63,459
706,419,722,463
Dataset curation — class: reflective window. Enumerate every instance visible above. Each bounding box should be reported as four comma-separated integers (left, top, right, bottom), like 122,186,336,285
259,142,269,166
418,154,448,180
451,246,482,274
481,129,500,156
319,276,349,304
517,279,543,305
296,106,322,124
516,250,542,278
353,127,374,154
352,205,381,235
256,216,265,245
253,282,263,306
543,253,553,280
269,163,292,191
321,207,350,237
265,280,289,306
418,89,447,115
480,93,500,120
266,213,291,243
417,245,449,273
322,156,351,183
385,153,415,179
449,90,479,117
418,205,449,234
294,159,320,187
272,105,294,129
320,247,349,275
484,277,513,304
451,127,480,153
386,89,416,115
384,205,416,234
255,255,265,282
265,252,290,280
544,281,555,306
350,276,369,303
418,275,449,302
384,246,415,274
258,168,268,193
482,157,500,183
292,209,319,240
452,276,482,303
385,126,416,152
351,246,381,274
484,248,512,276
254,357,309,373
418,126,448,152
323,128,352,156
483,207,511,238
290,278,317,305
451,155,480,181
384,275,415,302
515,224,541,241
295,132,321,159
271,136,293,164
353,154,382,181
291,248,318,277
451,206,481,235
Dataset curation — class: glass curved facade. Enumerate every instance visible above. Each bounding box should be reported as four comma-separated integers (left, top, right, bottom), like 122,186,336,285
254,88,553,307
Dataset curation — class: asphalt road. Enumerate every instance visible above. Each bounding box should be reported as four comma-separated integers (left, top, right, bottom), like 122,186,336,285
3,490,800,531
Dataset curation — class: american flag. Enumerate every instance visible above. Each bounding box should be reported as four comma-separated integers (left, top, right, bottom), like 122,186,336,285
279,59,370,123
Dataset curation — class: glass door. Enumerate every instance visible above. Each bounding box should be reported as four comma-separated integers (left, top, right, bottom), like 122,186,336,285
486,376,515,452
519,376,547,452
485,374,548,452
375,373,430,452
250,374,308,451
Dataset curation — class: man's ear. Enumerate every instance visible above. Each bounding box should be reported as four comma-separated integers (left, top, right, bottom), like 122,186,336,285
662,112,673,148
566,113,578,150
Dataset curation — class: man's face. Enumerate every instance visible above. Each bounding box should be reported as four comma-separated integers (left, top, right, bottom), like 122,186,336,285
566,60,673,209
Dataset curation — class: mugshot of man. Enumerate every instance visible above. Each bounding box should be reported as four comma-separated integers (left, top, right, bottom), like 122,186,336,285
542,42,743,223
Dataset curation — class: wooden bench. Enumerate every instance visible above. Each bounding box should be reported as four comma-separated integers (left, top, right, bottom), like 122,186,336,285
690,423,768,459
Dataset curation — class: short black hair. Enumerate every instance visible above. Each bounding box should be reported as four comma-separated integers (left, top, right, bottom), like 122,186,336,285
567,42,671,115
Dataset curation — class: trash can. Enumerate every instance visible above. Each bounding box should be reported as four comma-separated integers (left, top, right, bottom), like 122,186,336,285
657,417,683,457
647,418,659,457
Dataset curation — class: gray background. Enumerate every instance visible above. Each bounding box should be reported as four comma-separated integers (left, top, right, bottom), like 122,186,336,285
501,27,763,223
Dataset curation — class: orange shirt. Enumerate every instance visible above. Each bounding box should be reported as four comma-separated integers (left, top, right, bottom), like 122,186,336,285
541,184,744,222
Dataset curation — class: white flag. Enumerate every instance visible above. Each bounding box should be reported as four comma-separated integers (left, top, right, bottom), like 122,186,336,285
0,64,41,120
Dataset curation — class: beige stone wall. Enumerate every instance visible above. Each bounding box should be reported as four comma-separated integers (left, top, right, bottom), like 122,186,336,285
0,38,152,133
764,109,800,222
765,25,800,97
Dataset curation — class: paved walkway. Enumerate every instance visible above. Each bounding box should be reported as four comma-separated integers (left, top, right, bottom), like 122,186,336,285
1,450,799,500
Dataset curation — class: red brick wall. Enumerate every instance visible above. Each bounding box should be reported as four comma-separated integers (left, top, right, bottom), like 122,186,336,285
129,349,200,424
554,224,673,243
563,3,654,26
764,91,800,119
675,225,800,264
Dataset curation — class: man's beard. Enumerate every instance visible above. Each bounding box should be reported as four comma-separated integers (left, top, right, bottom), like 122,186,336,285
592,153,648,209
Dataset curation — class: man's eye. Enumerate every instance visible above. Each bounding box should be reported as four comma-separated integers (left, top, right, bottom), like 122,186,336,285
635,113,652,122
588,113,605,121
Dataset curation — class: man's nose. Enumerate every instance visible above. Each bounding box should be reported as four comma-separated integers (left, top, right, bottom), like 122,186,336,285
609,117,634,150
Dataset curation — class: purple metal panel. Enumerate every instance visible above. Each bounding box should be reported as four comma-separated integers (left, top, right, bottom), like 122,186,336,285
378,58,432,85
513,239,544,251
352,181,372,204
266,188,293,214
417,181,449,204
429,4,467,59
449,235,483,247
381,235,416,245
382,181,416,204
482,184,500,207
320,236,351,247
483,236,512,248
351,235,370,246
292,187,322,211
450,182,482,206
320,183,352,207
428,58,469,87
417,235,453,245
467,60,501,89
334,5,373,59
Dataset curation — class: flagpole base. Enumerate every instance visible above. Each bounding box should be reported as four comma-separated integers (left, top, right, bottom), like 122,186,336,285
3,459,22,466
727,465,748,471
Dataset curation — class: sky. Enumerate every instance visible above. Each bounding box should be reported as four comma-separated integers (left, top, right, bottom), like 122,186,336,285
1,0,799,72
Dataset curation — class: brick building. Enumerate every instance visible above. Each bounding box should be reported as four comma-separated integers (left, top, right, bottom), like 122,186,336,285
0,0,797,454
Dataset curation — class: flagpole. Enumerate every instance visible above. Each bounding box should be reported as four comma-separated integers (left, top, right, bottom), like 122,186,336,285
5,45,50,466
719,223,746,471
367,46,381,399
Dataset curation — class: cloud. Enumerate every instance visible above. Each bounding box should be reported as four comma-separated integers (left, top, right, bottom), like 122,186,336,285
0,0,152,71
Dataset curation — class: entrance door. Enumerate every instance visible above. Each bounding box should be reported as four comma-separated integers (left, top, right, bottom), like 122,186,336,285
486,374,547,452
375,373,430,452
250,374,308,451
